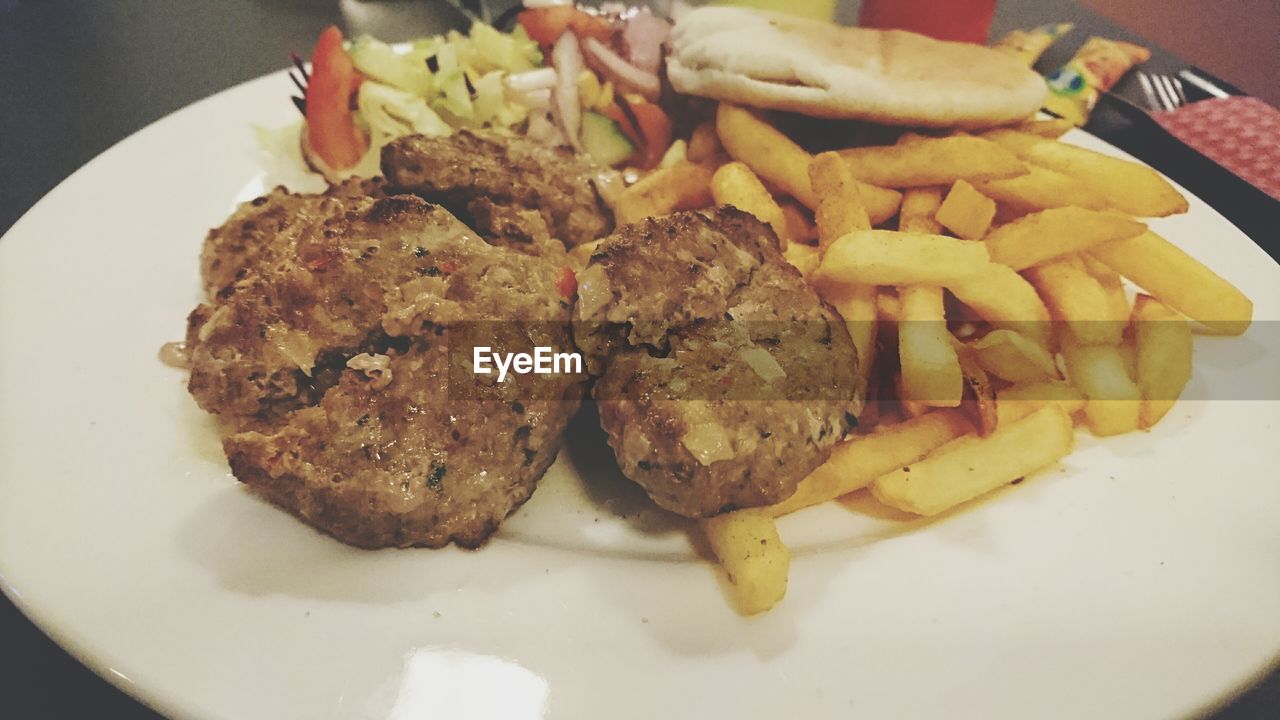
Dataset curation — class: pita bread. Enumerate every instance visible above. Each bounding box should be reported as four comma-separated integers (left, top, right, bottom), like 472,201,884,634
667,7,1047,127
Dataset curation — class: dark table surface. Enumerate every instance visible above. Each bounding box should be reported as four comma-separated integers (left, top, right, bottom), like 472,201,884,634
1,1,1276,718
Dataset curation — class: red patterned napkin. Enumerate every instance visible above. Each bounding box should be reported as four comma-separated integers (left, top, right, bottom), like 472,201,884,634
1153,95,1280,201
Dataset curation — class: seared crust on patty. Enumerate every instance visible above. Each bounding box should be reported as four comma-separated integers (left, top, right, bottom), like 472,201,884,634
576,209,863,517
381,131,613,249
187,192,584,548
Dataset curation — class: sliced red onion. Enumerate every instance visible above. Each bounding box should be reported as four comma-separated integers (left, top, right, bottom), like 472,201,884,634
551,32,584,151
528,109,569,147
582,36,660,101
504,67,558,93
622,9,670,75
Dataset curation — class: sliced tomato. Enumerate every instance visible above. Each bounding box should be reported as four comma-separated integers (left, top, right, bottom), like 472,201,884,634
305,26,367,171
601,100,672,169
518,7,614,47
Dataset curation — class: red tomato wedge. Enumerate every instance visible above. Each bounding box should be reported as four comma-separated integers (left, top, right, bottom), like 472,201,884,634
601,100,673,169
518,6,614,47
305,26,367,171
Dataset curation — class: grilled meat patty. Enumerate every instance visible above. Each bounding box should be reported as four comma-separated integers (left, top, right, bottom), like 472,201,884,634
381,131,613,250
187,191,584,548
575,209,863,518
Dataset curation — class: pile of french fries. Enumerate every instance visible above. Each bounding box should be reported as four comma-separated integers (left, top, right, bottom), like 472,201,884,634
605,103,1255,615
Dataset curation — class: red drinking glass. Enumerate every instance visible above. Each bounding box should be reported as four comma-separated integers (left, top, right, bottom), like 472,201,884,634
858,0,998,44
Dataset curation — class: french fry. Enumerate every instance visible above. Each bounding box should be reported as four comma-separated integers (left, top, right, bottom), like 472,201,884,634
1025,256,1125,346
814,230,990,286
970,329,1059,383
1089,230,1253,335
946,262,1053,347
823,282,878,388
614,161,713,225
983,129,1189,217
838,135,1025,187
687,120,723,164
871,405,1074,516
783,242,821,278
1061,334,1142,436
1132,294,1193,428
898,285,964,407
935,179,997,239
1079,253,1132,323
766,410,974,517
810,151,872,253
711,161,791,245
1009,118,1074,138
779,199,818,244
899,187,944,234
701,510,789,615
984,207,1146,270
974,164,1109,212
876,289,903,323
715,103,902,223
996,380,1087,425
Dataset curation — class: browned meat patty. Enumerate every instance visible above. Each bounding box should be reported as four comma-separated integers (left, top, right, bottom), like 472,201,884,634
575,209,863,518
200,178,384,297
186,192,584,548
381,131,613,250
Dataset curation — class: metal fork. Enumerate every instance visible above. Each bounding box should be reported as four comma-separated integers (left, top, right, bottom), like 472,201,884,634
1138,71,1187,111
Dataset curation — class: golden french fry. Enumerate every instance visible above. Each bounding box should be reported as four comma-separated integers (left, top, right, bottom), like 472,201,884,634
1132,294,1193,428
823,282,877,389
814,230,990,286
1061,334,1141,436
711,161,791,245
614,161,713,225
701,510,789,615
1009,118,1074,139
1079,253,1131,322
783,242,820,279
810,151,871,253
974,164,1109,212
779,199,818,244
876,289,902,323
898,285,963,407
946,262,1053,347
871,405,1074,516
767,410,974,517
1089,230,1253,335
838,135,1025,188
970,329,1059,382
984,207,1146,270
899,187,944,234
687,120,722,164
715,104,902,222
995,380,1087,425
1025,256,1125,346
983,129,1189,217
935,179,997,239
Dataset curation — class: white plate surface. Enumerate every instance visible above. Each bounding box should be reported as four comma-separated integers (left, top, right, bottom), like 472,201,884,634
2,71,1279,720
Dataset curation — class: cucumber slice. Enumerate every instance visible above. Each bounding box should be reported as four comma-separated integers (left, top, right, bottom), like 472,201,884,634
581,112,635,167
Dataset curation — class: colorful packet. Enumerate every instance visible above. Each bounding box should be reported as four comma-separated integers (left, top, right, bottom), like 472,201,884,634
1044,37,1152,125
991,22,1074,66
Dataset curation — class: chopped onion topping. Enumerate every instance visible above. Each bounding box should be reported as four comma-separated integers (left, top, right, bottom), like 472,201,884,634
740,347,786,382
682,423,737,466
551,32,585,150
581,36,660,101
504,67,559,93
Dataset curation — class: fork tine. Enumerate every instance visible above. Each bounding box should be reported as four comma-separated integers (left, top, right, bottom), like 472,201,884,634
1138,72,1161,110
288,70,308,96
1155,75,1177,111
1171,76,1187,106
1161,75,1184,109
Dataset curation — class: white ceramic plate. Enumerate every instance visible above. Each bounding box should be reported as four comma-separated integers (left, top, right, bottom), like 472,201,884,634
2,71,1279,720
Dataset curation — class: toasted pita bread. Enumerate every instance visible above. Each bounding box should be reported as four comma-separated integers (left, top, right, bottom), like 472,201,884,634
667,7,1047,128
